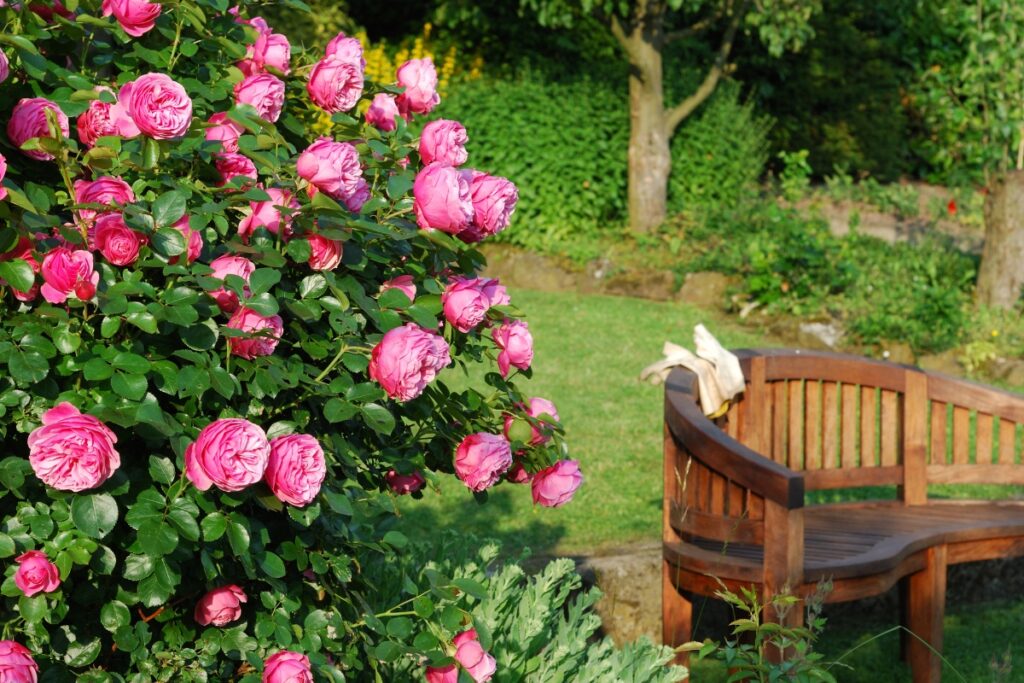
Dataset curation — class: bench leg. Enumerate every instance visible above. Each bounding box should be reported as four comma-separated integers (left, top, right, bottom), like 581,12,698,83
907,545,947,683
662,559,692,664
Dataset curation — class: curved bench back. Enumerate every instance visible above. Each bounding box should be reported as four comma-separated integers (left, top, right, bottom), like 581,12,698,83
665,349,1024,548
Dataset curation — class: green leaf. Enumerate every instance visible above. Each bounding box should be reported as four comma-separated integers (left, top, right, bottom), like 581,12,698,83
126,309,159,334
0,534,15,558
227,519,250,556
373,641,401,662
150,227,187,256
123,554,155,580
257,551,286,578
452,577,488,600
111,372,148,400
413,596,434,619
361,403,396,434
51,328,82,354
142,137,160,169
137,520,179,556
18,595,46,623
244,293,279,316
0,259,35,292
323,398,356,423
100,600,131,632
286,239,312,263
249,268,281,296
382,530,407,548
148,456,175,484
9,351,48,383
100,316,122,338
71,493,119,539
167,504,200,542
201,512,228,541
111,352,150,375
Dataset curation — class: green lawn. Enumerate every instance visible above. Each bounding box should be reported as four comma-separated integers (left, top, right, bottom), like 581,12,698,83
392,288,767,555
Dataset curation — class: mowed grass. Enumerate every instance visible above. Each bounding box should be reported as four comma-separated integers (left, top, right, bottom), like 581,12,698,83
392,288,767,555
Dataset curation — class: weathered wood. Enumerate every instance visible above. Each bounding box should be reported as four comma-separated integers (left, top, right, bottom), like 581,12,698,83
930,401,948,465
861,386,877,467
709,471,726,515
906,545,947,683
926,464,1024,485
763,501,804,628
773,381,787,465
804,466,902,491
881,390,900,467
747,356,770,455
976,413,994,465
727,480,745,518
953,406,970,465
842,383,859,468
902,371,929,505
999,419,1017,465
789,380,805,470
822,382,840,469
805,381,822,470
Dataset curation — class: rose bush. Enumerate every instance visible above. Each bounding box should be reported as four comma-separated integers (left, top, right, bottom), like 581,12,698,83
0,0,597,680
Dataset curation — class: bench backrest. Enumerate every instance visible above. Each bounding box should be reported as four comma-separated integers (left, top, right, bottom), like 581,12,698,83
664,349,1024,548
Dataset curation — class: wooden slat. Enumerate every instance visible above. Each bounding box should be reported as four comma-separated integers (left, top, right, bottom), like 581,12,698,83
727,481,745,518
761,352,907,391
927,464,1024,485
709,472,726,515
805,381,822,470
861,386,877,467
748,492,765,521
976,413,994,465
999,420,1017,465
725,401,740,440
746,357,769,456
669,501,764,544
685,457,702,509
953,406,970,465
842,383,859,468
822,382,839,469
902,371,928,505
930,402,947,465
927,372,1024,423
695,461,710,512
773,381,787,464
789,380,805,470
881,389,899,467
804,466,903,490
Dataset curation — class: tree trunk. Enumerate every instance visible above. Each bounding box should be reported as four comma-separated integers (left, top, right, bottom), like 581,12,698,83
977,170,1024,308
625,21,670,233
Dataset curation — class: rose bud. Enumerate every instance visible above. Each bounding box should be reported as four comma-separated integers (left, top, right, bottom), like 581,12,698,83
205,112,245,154
7,98,69,161
226,307,284,359
413,163,474,233
453,629,497,682
365,93,399,132
454,433,512,493
368,323,451,401
185,418,270,492
194,585,247,626
531,459,583,508
0,50,8,84
425,665,458,683
263,651,313,683
306,233,343,271
243,32,291,75
492,319,533,377
14,551,60,597
419,119,468,166
28,403,120,491
208,254,255,314
94,213,146,266
395,58,440,117
386,470,425,495
101,0,161,36
264,434,326,507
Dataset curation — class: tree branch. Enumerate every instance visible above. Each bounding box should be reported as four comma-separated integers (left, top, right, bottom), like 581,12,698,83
609,14,631,53
664,0,748,133
664,14,719,44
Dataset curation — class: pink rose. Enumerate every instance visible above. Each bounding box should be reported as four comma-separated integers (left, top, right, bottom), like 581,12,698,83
226,307,283,359
170,215,203,265
205,112,244,153
441,277,509,333
369,323,451,401
0,641,37,683
325,32,365,67
380,275,416,303
234,73,286,123
185,417,270,492
194,585,247,626
386,470,425,495
468,172,518,239
307,56,363,113
504,397,560,446
27,403,120,492
240,32,291,76
420,120,468,166
531,459,583,508
425,665,458,683
124,74,192,139
74,176,135,227
505,462,532,484
0,153,7,201
307,234,343,271
453,629,497,682
102,0,161,36
14,551,60,597
0,50,8,84
365,93,399,132
208,254,255,313
396,58,440,117
264,434,326,507
263,651,313,683
454,433,512,492
238,187,298,242
76,91,140,147
40,248,99,304
492,320,533,377
344,178,370,213
215,153,257,189
94,213,146,266
296,138,363,200
413,163,473,233
7,98,69,161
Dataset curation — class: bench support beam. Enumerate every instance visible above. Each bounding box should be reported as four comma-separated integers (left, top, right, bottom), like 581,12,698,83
906,544,947,683
662,559,692,664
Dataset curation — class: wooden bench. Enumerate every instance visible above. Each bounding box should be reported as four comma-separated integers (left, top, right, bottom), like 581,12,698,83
662,348,1024,682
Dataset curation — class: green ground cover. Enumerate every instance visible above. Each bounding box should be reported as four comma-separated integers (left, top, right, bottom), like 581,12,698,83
392,288,767,554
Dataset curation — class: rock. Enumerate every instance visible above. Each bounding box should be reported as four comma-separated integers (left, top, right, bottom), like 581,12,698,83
676,272,734,310
797,321,844,350
478,245,577,293
578,258,616,294
918,349,963,376
576,542,662,645
993,359,1024,389
602,269,676,301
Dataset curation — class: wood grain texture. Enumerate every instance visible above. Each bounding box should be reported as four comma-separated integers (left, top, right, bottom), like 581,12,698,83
789,380,805,470
999,419,1017,465
662,559,693,660
953,406,970,465
930,401,948,465
823,382,840,469
976,413,994,465
861,386,877,467
773,381,787,465
842,383,859,468
906,544,947,683
902,371,928,505
805,381,822,470
881,390,900,467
